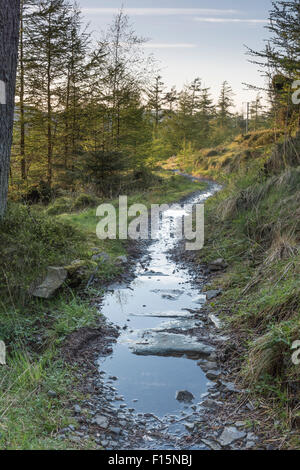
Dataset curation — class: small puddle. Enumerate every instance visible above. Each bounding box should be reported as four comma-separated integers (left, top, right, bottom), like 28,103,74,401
98,182,221,449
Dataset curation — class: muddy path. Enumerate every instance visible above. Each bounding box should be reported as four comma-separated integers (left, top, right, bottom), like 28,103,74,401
60,180,266,450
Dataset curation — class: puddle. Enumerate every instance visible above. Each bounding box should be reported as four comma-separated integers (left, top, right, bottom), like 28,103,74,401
98,182,221,449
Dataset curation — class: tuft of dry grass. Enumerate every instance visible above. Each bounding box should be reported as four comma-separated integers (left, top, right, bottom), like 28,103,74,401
245,332,287,383
265,234,298,265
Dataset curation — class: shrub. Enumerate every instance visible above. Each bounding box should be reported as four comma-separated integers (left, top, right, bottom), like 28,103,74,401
46,197,73,215
72,193,101,211
0,204,85,304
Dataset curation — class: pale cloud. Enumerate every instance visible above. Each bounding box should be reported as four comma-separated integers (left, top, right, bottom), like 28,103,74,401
194,17,267,24
81,8,239,17
141,43,197,49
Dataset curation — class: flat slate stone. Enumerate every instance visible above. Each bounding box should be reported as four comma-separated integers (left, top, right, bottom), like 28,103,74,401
150,318,201,332
221,381,239,393
218,426,246,447
206,369,221,380
130,311,193,319
184,422,195,432
93,415,109,428
205,290,222,300
131,332,215,357
201,439,222,451
208,314,222,329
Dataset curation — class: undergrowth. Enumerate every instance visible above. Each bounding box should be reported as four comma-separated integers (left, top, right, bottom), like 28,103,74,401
0,169,206,449
195,130,300,445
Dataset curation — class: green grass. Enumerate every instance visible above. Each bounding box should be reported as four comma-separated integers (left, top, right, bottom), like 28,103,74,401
192,132,300,446
0,296,99,450
0,169,205,450
58,172,207,258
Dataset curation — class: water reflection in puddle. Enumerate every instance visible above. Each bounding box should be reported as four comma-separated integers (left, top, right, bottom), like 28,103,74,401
97,183,221,447
100,345,204,416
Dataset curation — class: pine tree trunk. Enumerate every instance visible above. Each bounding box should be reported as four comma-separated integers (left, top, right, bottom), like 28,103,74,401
0,0,21,217
46,12,52,187
19,2,26,180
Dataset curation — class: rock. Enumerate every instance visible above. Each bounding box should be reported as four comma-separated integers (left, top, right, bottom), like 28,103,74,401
109,440,118,447
208,314,222,329
218,426,246,447
0,341,6,365
246,432,258,441
74,405,81,414
92,252,110,263
197,360,219,371
201,439,222,451
93,415,109,428
208,258,228,271
184,422,195,432
201,399,219,409
206,370,221,380
64,259,93,286
221,381,239,393
47,390,57,398
109,427,121,435
108,376,118,381
151,318,200,334
131,332,214,358
235,421,246,428
115,256,128,265
205,290,222,300
132,311,193,319
176,390,195,403
32,267,67,299
100,440,109,447
245,441,256,449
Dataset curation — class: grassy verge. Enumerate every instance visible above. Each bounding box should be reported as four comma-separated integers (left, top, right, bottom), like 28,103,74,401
192,131,300,447
161,129,283,181
0,170,206,450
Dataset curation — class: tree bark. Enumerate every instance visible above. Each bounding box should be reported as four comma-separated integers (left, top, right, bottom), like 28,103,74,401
19,0,26,180
0,0,21,217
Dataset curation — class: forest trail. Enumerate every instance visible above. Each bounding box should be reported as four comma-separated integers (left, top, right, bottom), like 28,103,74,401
79,180,261,450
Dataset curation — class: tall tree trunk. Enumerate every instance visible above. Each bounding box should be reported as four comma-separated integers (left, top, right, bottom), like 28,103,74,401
47,89,52,186
47,21,52,188
0,0,21,217
20,0,26,180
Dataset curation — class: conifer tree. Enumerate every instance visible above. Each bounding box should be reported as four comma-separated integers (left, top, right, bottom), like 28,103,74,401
164,86,177,113
58,4,90,181
25,0,73,187
217,81,234,128
147,75,165,132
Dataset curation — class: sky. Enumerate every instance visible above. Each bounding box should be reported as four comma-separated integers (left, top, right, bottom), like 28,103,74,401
79,0,273,113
